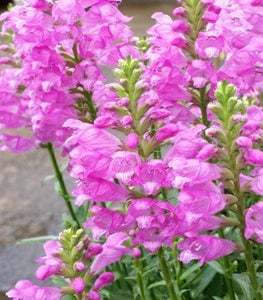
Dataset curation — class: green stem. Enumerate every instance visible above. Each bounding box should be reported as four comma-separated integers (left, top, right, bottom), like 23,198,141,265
199,87,210,127
224,134,262,300
172,242,183,300
219,229,236,300
83,90,97,122
157,248,179,300
44,143,81,228
134,259,148,300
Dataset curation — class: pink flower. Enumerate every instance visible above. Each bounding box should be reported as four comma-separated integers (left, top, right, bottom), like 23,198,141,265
165,125,206,159
178,235,237,265
186,60,217,89
195,32,224,59
168,158,221,188
35,240,62,281
109,151,141,185
244,149,263,166
90,232,132,274
154,124,179,143
178,182,225,214
84,206,135,240
245,201,263,244
133,160,170,195
6,280,61,300
72,176,129,205
251,174,263,196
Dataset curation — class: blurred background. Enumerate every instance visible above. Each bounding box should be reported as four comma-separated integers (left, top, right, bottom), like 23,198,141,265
0,0,175,298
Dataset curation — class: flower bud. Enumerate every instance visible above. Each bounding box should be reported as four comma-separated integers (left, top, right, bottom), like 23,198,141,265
236,136,252,149
154,124,179,143
125,133,139,149
93,272,115,291
172,7,185,17
221,168,235,180
132,248,141,258
87,291,101,300
72,277,85,293
74,262,86,272
94,116,115,128
85,244,103,259
121,115,133,127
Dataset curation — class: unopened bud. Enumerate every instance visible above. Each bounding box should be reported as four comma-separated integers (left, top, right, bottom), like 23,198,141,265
72,277,85,293
125,133,139,149
93,272,115,291
85,244,103,259
74,262,86,272
132,248,141,258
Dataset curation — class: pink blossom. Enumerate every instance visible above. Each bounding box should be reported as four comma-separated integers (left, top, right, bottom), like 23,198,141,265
186,60,217,89
72,176,129,205
6,280,61,300
109,151,141,185
195,32,224,58
90,232,132,274
84,206,134,240
245,201,263,244
236,137,253,149
154,124,179,143
165,125,206,159
244,149,263,166
133,160,170,195
178,182,225,214
178,235,237,265
251,174,263,196
168,158,221,188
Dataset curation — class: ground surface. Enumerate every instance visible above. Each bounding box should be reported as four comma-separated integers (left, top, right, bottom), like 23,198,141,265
0,3,175,298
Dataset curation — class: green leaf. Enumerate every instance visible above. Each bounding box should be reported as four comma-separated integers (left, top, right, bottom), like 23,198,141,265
51,276,68,287
233,273,253,300
61,295,77,300
16,235,57,245
191,265,217,298
180,262,201,281
148,280,166,290
75,205,87,224
208,261,224,275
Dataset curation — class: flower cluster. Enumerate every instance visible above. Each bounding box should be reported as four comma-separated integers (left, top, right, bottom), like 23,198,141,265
1,0,263,299
0,0,133,152
7,228,137,300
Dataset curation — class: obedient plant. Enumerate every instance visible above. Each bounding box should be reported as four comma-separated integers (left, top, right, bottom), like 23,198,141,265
1,0,263,299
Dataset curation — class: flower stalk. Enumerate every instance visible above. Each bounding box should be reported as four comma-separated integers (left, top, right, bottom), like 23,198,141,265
44,143,81,228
